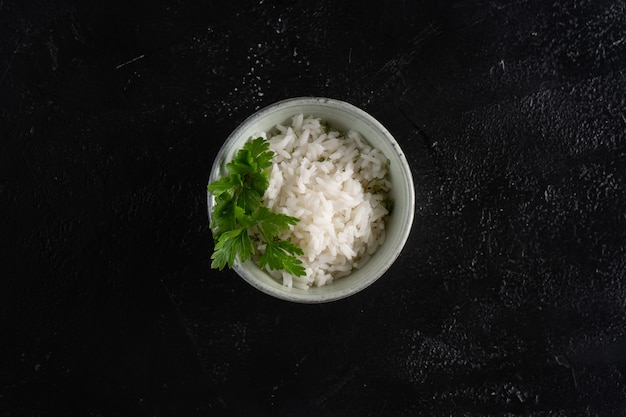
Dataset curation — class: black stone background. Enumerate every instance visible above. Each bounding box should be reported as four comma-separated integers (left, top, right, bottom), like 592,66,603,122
1,0,625,416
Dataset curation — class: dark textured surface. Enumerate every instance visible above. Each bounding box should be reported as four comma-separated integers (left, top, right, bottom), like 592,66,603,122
1,0,625,416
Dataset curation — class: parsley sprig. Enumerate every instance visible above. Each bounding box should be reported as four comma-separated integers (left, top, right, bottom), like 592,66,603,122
208,137,306,277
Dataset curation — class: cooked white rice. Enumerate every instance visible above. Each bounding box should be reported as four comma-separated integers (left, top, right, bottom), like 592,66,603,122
255,114,391,289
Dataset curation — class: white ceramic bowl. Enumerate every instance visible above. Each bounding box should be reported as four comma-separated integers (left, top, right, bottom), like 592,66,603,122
208,97,415,303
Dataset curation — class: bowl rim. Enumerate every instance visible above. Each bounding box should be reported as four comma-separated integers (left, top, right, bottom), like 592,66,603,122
207,96,415,303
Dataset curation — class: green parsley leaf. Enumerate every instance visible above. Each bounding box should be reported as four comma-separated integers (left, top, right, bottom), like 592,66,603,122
245,137,274,169
210,198,236,239
252,206,300,239
211,227,254,269
207,137,306,277
207,174,241,199
236,186,262,214
248,172,270,196
258,239,305,277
